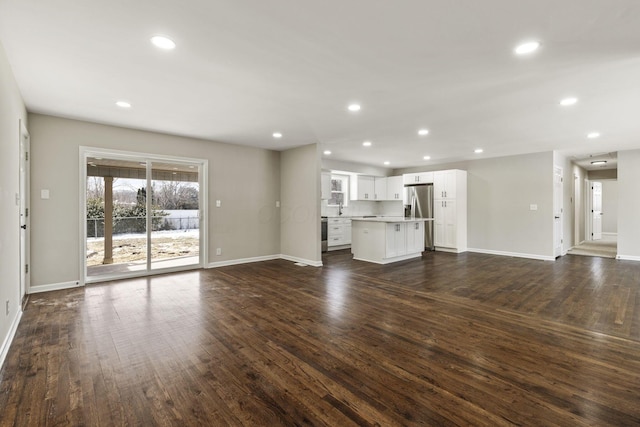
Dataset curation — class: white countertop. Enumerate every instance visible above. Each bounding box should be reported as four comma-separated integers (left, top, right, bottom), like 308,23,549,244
351,216,433,222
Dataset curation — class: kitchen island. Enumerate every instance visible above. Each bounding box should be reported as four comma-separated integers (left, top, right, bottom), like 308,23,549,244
351,217,433,264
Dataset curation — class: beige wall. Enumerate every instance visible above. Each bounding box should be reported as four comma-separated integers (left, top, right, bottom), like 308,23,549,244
396,151,555,259
0,40,27,358
617,149,640,260
28,114,281,287
280,144,321,265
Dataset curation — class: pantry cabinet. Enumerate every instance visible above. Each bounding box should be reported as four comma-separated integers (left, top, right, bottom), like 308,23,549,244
433,169,467,252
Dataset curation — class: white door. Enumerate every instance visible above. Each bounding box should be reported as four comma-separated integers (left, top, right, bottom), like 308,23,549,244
19,120,30,300
591,181,602,240
553,166,563,258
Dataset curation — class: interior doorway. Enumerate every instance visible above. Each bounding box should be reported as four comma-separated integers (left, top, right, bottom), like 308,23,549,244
81,148,207,283
568,176,617,259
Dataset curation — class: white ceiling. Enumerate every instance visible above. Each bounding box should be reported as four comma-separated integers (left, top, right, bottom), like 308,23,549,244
1,0,639,170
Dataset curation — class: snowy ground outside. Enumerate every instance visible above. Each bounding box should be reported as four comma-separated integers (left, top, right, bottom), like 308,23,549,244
87,229,199,266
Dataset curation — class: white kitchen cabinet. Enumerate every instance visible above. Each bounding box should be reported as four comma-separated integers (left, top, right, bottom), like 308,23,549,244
351,175,375,200
385,223,407,258
351,218,426,264
403,172,434,186
328,217,352,249
434,199,457,248
433,169,467,252
406,220,424,254
321,172,331,200
374,177,387,200
386,176,403,201
434,170,457,199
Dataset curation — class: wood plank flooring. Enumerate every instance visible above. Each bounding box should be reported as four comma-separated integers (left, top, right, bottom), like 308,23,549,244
1,250,640,426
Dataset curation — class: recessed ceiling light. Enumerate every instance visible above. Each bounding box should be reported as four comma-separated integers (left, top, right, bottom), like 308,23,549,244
587,132,601,139
591,160,607,165
151,35,176,50
347,103,361,112
383,161,390,165
323,150,332,155
560,97,578,106
418,129,429,136
362,141,372,147
474,148,484,154
115,100,131,108
272,132,283,138
423,156,431,160
515,41,540,55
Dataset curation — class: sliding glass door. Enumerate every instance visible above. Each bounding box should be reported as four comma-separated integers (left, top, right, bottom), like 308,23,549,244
83,149,206,282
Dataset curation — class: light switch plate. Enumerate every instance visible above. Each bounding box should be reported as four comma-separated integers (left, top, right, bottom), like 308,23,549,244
41,189,50,199
216,200,221,207
276,201,280,208
529,204,537,211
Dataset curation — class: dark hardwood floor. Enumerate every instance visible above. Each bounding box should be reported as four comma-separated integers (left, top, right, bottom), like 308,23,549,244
1,250,640,426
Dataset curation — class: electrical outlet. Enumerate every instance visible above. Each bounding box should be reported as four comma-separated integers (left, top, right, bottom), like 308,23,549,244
276,201,280,208
5,300,9,316
216,200,221,208
216,248,222,256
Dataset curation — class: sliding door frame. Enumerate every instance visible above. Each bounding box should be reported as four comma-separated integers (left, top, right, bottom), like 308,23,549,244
79,146,208,284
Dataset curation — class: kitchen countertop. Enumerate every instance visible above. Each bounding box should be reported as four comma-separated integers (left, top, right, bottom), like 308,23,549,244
350,216,433,222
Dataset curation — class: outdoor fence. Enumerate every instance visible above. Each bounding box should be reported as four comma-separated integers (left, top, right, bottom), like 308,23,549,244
87,216,199,238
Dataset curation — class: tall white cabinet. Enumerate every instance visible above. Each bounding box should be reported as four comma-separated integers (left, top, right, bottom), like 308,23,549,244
433,169,467,253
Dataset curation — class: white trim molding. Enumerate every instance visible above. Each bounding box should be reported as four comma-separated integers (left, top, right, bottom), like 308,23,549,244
209,254,323,268
279,254,323,267
208,255,280,268
0,310,22,370
616,255,640,262
29,280,82,294
467,248,555,262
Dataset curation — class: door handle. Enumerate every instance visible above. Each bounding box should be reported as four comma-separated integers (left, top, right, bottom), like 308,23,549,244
554,216,560,219
20,224,27,230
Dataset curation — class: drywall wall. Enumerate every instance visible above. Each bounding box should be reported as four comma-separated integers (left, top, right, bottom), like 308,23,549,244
280,144,321,265
395,151,554,259
617,149,640,260
322,159,392,176
0,40,27,366
28,114,281,288
600,180,618,234
588,169,617,180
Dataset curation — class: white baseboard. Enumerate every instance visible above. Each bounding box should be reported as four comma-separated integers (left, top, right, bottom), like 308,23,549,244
279,254,323,267
208,254,280,268
616,254,640,262
29,280,82,294
0,309,23,371
208,254,322,268
435,246,467,254
467,248,555,261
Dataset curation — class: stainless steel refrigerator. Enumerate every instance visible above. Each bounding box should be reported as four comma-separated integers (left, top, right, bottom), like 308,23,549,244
404,184,434,250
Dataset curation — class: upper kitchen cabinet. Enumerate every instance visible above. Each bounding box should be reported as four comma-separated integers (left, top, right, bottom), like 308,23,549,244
386,176,403,201
434,169,460,199
321,172,331,200
374,177,387,200
403,172,434,186
351,175,375,200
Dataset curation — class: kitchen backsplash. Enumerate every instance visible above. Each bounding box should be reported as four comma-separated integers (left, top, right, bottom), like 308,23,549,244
322,200,403,217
